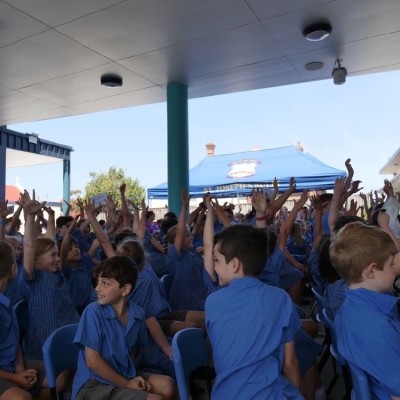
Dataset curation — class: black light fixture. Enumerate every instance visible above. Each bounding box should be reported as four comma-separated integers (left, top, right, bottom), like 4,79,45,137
303,23,332,42
332,59,347,85
101,74,123,88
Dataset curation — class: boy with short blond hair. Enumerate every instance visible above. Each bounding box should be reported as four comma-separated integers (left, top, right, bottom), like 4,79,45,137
330,222,400,400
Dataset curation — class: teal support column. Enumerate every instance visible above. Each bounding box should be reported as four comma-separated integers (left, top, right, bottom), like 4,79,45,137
62,159,70,215
0,145,6,201
167,83,189,215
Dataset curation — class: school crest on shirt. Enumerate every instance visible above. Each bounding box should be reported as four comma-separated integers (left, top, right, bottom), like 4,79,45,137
228,159,261,179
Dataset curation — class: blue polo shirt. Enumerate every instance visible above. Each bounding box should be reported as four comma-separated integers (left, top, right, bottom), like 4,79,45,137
0,293,18,373
18,268,80,360
258,246,283,287
324,279,347,320
205,277,303,399
72,300,148,400
166,245,208,311
335,288,400,399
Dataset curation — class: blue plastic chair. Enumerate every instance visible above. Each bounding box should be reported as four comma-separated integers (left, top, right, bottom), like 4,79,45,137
349,363,373,400
14,299,28,345
172,328,212,400
311,286,331,372
160,273,173,301
42,324,79,400
322,308,352,399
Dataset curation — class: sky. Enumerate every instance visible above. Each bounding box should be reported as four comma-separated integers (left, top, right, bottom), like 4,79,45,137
6,69,400,203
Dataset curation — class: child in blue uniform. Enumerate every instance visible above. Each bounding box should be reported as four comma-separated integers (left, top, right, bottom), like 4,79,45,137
0,240,67,399
330,222,400,400
18,190,79,361
204,223,303,399
165,189,209,311
72,256,176,400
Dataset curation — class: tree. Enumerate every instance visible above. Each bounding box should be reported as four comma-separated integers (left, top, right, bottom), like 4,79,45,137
84,166,145,207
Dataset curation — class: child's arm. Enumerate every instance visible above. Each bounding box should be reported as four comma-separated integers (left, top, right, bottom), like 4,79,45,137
21,190,46,280
328,177,347,233
145,317,172,359
203,194,216,282
43,205,56,239
5,203,23,235
282,341,301,389
133,199,147,241
268,177,296,217
85,347,151,391
59,218,78,269
277,191,308,251
252,189,268,228
310,195,322,250
174,189,189,254
191,206,206,236
377,211,400,252
0,199,10,241
119,183,131,229
83,201,115,258
63,199,71,216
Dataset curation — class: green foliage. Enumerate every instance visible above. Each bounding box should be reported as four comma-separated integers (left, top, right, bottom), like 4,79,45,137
84,166,145,207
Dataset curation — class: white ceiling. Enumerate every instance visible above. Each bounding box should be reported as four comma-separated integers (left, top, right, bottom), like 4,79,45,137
1,0,400,126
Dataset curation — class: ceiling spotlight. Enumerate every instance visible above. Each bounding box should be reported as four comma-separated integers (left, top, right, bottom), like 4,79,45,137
303,23,332,41
332,59,347,85
101,74,123,88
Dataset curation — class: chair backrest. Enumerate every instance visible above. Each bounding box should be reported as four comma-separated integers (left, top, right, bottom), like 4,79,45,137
160,273,173,301
42,324,79,399
172,328,211,400
14,299,28,345
349,363,373,400
311,286,327,325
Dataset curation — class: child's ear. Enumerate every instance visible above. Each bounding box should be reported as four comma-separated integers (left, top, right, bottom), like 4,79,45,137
231,257,242,274
122,283,132,297
364,262,377,279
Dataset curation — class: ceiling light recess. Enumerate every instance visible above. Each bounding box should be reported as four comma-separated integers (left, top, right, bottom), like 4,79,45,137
303,23,332,42
101,74,123,88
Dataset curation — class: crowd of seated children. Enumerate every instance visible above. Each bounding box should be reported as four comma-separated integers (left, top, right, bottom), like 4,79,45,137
4,155,399,399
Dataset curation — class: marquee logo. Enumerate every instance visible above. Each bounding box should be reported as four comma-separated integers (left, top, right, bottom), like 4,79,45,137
228,159,261,179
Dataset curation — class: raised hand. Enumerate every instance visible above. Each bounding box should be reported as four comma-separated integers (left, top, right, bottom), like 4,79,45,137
119,183,126,194
251,188,267,213
383,179,395,197
43,205,55,217
105,195,117,212
21,190,46,216
83,199,97,215
0,199,10,219
180,188,190,206
310,195,322,212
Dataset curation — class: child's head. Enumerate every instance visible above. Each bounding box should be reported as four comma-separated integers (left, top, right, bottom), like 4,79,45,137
213,225,268,285
94,256,138,301
330,222,398,289
34,238,59,272
166,225,192,248
0,240,16,283
5,236,23,261
116,239,146,270
56,216,74,237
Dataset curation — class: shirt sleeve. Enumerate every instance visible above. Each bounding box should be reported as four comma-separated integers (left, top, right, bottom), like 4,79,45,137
73,305,103,352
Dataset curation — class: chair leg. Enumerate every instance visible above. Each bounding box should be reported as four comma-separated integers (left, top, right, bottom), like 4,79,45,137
326,373,339,396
